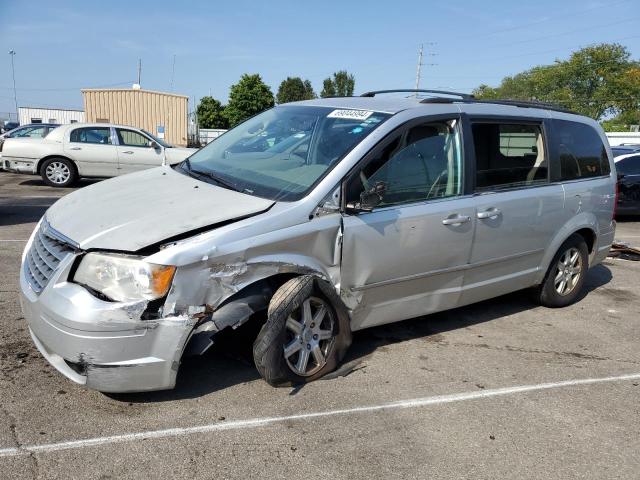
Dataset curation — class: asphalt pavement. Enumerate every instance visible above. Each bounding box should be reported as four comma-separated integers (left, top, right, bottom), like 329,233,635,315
1,171,639,479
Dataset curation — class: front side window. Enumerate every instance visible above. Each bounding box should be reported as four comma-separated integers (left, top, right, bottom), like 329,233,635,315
70,127,112,145
117,129,150,147
556,120,609,180
472,122,547,191
346,119,462,208
616,155,640,176
184,106,391,201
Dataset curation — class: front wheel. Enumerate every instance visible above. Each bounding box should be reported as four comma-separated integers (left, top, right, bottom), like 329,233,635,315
40,157,77,187
535,234,589,308
253,276,352,387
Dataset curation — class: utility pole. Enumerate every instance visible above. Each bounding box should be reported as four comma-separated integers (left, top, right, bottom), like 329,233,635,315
415,44,423,91
8,50,17,122
137,58,142,86
414,43,437,91
169,54,176,91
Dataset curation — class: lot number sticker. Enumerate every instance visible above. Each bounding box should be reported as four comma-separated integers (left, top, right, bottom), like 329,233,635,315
327,109,374,120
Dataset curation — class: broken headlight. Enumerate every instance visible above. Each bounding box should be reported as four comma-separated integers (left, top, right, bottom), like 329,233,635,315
73,253,176,302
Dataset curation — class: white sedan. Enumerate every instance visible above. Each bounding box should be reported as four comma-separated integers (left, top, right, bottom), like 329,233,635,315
1,123,197,187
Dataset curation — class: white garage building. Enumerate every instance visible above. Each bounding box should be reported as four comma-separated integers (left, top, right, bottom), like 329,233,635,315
18,107,85,125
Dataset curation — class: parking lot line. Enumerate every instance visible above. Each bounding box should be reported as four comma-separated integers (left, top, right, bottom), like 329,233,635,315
0,372,638,459
0,239,27,242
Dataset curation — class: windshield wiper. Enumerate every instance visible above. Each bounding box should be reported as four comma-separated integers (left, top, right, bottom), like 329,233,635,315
189,167,242,192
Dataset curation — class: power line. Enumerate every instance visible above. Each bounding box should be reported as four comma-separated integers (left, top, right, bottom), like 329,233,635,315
454,0,633,41
444,34,640,65
0,81,135,92
482,16,640,50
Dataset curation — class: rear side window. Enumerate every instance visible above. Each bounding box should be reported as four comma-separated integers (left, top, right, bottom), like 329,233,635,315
616,155,640,175
70,127,112,145
555,120,609,180
472,123,547,191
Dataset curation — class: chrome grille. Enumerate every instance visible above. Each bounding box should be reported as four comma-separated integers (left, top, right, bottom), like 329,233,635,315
23,220,77,294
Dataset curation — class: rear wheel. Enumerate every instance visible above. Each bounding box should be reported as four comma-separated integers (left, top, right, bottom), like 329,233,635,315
535,234,589,308
253,276,351,386
41,157,77,187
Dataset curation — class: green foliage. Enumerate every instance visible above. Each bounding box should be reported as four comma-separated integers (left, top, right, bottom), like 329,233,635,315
601,110,640,132
473,43,640,120
276,77,316,104
320,71,355,97
196,96,228,129
303,80,316,100
320,78,336,98
224,74,275,127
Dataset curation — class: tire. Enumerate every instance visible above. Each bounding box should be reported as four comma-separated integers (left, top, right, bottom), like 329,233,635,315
40,157,77,187
534,233,589,308
253,275,352,387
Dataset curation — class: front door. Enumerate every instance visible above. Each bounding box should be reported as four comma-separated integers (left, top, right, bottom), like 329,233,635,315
459,120,565,306
340,117,476,330
64,126,118,177
115,128,164,174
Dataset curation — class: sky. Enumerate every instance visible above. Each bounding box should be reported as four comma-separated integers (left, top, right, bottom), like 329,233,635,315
0,0,638,119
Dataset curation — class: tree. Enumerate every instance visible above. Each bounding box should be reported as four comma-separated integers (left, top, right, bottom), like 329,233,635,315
320,78,336,98
601,109,640,132
303,80,316,100
473,43,640,121
276,77,316,104
333,70,355,97
320,70,355,97
224,74,275,127
196,96,228,129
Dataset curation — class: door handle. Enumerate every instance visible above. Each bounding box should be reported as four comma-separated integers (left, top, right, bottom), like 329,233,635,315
477,208,502,220
69,147,82,150
122,151,134,154
442,214,471,226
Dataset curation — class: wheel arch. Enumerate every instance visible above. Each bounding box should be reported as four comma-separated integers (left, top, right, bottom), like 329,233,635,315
181,271,320,357
37,155,78,175
536,216,599,285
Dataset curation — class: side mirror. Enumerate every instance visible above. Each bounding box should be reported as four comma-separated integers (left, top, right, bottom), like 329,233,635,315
347,181,387,212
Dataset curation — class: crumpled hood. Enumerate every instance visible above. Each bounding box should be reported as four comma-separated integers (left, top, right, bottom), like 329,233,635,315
46,166,274,251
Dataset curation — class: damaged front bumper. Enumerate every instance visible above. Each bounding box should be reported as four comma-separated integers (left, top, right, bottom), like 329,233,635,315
19,254,195,393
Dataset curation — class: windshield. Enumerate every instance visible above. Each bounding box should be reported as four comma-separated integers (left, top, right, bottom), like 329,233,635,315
182,105,391,201
142,129,172,148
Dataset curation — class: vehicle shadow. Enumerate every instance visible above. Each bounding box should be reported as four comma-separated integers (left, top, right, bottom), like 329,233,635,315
18,178,100,188
0,179,100,226
109,264,613,403
0,197,59,226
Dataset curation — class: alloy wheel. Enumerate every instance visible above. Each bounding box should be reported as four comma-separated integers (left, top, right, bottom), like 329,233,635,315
554,247,583,296
283,296,336,377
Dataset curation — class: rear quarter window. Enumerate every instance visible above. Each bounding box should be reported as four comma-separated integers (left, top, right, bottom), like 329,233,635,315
554,120,610,180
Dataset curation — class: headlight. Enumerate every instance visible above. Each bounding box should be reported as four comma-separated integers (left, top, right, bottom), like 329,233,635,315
73,252,176,302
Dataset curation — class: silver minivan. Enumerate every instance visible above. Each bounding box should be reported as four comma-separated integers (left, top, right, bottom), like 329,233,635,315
19,91,617,392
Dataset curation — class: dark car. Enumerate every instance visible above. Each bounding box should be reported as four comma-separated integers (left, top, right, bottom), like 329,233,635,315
0,121,19,134
615,154,640,216
611,144,640,158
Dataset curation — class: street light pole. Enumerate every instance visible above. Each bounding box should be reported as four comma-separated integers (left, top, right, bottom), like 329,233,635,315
8,50,18,123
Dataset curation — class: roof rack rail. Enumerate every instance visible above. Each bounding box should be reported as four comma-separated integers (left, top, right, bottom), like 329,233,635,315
360,89,474,99
419,96,575,114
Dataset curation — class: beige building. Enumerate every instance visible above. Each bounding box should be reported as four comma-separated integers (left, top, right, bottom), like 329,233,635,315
82,88,189,146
